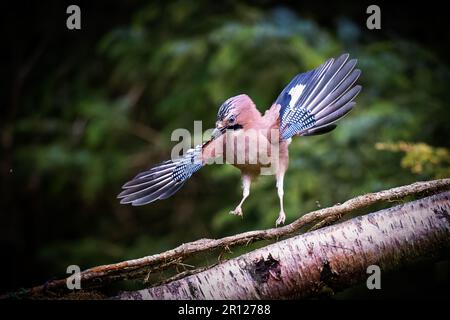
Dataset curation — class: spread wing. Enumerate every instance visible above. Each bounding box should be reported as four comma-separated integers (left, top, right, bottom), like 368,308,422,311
118,137,223,206
274,53,362,140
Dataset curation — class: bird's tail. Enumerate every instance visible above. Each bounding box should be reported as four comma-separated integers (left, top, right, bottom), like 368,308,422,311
118,146,203,206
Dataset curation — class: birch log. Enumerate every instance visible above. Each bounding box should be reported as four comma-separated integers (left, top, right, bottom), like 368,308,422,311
11,179,448,299
116,191,450,300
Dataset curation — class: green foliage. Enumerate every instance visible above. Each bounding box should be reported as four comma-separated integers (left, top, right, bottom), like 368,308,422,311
376,142,450,178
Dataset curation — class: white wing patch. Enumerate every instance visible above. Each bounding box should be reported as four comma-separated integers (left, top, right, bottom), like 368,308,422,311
288,84,305,110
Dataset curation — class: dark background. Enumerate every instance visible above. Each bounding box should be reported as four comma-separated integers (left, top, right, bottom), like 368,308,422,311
2,0,449,298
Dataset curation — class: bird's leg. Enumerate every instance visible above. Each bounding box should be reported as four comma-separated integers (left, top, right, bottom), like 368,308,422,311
230,175,251,217
275,173,286,226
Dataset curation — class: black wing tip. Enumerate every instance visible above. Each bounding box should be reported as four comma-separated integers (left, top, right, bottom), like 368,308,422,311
117,159,193,206
122,179,139,189
130,200,155,206
336,53,349,63
118,195,156,206
332,53,356,67
352,84,363,98
119,193,159,206
119,197,131,204
124,182,182,206
302,124,338,136
348,58,358,66
338,52,354,61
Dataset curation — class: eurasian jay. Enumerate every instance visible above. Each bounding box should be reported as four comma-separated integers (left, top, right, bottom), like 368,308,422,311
118,53,362,226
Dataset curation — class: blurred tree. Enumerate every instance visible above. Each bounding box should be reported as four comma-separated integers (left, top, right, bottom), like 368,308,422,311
376,142,450,179
2,1,449,296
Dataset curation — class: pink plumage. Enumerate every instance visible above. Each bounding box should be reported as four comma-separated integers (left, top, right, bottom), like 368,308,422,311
118,53,361,226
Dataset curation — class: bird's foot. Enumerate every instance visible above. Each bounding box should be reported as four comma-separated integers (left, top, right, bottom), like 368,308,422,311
230,206,243,217
276,211,286,227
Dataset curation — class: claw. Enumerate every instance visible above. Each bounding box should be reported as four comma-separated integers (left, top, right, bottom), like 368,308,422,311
276,211,286,227
230,206,243,217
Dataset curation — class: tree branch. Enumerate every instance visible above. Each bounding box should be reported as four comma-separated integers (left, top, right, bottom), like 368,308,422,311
8,178,450,298
116,191,450,299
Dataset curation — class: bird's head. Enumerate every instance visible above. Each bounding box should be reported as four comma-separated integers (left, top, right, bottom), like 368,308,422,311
212,94,259,139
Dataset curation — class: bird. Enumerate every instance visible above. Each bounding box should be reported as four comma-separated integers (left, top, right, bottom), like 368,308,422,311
118,53,362,226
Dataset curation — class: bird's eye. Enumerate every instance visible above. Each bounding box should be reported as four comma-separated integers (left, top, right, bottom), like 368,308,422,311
228,115,235,124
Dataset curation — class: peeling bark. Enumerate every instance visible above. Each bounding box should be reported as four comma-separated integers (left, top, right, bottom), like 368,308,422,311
5,179,450,299
116,191,450,300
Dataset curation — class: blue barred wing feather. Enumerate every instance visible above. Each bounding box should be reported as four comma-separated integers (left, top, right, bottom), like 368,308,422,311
118,144,206,206
275,53,362,140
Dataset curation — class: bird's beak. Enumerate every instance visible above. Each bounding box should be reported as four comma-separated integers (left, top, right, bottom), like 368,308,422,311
211,126,226,139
